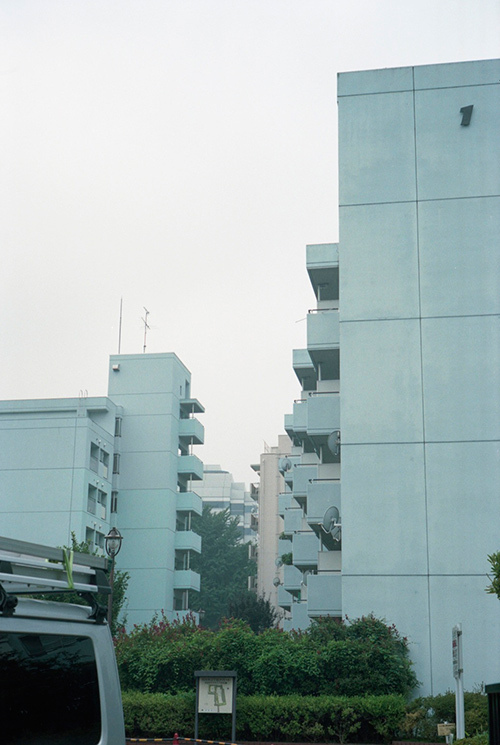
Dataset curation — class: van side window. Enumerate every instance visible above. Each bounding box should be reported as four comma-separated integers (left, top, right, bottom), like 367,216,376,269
0,632,101,744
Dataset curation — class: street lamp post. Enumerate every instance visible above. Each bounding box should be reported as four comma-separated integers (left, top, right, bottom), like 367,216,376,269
105,527,123,628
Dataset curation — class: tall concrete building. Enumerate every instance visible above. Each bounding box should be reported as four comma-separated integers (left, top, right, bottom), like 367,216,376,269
0,353,205,628
250,435,291,615
281,58,500,694
195,465,257,544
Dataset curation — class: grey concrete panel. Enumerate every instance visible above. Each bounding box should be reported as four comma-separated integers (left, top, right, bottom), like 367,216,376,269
116,489,176,529
339,91,416,206
119,413,179,453
338,66,413,97
341,444,427,575
421,316,500,441
419,197,500,317
415,84,500,200
340,319,423,444
118,450,179,490
414,58,500,90
340,202,419,321
428,575,500,694
425,442,500,574
341,574,432,694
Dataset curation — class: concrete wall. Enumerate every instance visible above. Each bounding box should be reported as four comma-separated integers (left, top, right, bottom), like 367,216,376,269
338,59,500,695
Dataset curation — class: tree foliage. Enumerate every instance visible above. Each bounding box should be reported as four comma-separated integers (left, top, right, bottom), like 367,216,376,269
191,506,256,629
115,612,417,698
486,552,500,598
228,591,280,633
31,532,129,635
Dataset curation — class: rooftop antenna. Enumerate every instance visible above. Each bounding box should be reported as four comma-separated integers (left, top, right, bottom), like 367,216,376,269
141,307,150,353
118,297,123,354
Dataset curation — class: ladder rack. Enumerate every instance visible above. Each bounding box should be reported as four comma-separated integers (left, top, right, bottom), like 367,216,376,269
0,535,111,621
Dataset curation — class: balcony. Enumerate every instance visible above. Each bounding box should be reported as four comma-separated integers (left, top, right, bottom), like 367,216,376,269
178,454,204,481
179,417,205,445
283,564,302,596
174,569,200,592
292,532,319,570
307,573,342,617
306,243,339,302
283,508,303,536
307,393,340,436
307,309,339,351
175,530,202,554
292,464,318,507
307,480,341,549
278,585,292,610
180,398,204,417
176,491,202,516
293,348,318,390
306,480,341,528
278,538,292,555
278,492,293,517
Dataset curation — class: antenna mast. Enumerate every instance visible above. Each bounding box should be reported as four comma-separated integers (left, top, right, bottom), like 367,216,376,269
118,297,123,354
141,307,150,353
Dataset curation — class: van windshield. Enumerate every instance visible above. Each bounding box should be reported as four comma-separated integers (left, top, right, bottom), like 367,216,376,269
0,631,101,745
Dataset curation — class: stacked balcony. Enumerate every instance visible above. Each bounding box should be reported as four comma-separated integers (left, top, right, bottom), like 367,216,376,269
176,396,204,608
279,243,342,625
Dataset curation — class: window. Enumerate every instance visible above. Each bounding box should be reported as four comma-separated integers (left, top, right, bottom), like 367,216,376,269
113,453,120,474
175,550,190,570
114,417,122,437
90,443,99,473
0,632,101,744
174,590,189,611
87,485,97,515
99,449,109,478
111,491,118,514
97,490,107,519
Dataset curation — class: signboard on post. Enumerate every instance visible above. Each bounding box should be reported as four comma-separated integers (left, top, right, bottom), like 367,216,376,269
452,625,465,740
194,671,237,742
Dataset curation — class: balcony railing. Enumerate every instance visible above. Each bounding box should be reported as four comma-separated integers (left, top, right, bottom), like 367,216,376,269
307,573,342,617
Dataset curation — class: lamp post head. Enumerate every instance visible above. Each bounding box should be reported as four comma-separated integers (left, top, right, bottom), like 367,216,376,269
105,527,123,558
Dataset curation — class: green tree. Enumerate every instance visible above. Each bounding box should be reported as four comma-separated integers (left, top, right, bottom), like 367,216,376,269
228,591,280,633
486,552,500,598
33,532,129,635
191,506,256,629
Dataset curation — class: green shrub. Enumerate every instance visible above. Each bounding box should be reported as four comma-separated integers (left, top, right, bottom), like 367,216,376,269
402,691,488,740
122,692,407,743
115,612,417,699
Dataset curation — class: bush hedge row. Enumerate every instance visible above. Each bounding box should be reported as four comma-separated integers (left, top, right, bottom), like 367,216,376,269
122,691,408,743
115,615,417,697
403,692,488,741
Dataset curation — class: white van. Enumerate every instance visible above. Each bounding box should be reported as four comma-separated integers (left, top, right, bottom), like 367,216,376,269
0,536,126,745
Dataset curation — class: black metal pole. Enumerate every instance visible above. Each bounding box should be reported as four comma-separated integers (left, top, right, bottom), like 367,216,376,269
107,557,115,627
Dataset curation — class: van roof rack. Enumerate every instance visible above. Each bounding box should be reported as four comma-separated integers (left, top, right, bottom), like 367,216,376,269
0,535,111,623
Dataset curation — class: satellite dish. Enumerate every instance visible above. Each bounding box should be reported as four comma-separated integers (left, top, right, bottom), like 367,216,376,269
275,557,283,567
327,430,341,456
322,506,341,542
273,576,281,587
279,457,292,474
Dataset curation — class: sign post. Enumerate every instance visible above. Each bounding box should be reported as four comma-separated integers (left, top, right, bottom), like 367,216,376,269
194,671,237,743
452,625,465,740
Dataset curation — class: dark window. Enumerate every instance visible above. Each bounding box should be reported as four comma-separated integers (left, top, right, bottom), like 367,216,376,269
0,632,101,744
113,453,120,474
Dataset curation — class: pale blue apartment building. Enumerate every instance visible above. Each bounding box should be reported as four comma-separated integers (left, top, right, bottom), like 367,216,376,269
281,58,500,694
0,353,205,627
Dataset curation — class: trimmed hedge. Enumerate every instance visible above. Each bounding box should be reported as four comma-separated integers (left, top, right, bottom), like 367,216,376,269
121,691,407,743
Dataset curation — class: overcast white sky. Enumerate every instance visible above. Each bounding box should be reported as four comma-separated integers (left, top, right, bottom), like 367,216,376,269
1,0,499,484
